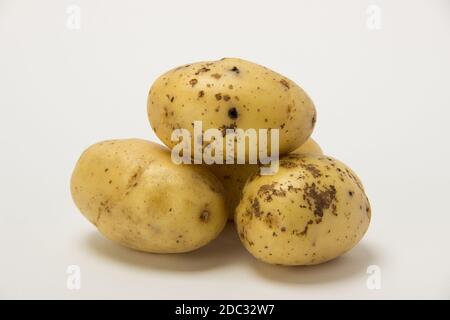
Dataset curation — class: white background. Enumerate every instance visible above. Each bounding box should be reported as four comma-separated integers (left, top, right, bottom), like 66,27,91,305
1,0,449,299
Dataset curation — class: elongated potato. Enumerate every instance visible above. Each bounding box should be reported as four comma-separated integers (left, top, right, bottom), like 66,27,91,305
235,154,371,265
147,58,316,159
71,139,228,253
207,138,323,219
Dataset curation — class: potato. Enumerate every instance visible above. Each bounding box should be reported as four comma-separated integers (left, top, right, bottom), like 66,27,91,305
147,58,316,159
70,139,228,253
208,138,323,219
290,137,323,156
235,154,371,265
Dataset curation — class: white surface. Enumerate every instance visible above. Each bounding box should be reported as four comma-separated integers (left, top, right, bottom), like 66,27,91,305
0,0,449,299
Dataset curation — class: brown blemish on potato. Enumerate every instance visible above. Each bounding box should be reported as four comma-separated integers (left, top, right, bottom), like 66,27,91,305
95,200,111,226
301,163,322,178
303,183,337,222
189,79,198,87
257,182,286,202
251,198,262,217
297,219,314,236
227,107,238,120
280,160,299,168
211,73,222,79
228,84,234,89
280,79,290,89
230,66,240,74
166,94,175,102
195,67,210,75
223,94,231,101
311,112,317,127
215,93,222,100
199,210,210,222
122,162,153,197
198,90,205,98
218,123,237,136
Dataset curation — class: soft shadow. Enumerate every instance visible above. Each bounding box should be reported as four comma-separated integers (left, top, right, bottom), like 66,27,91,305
84,222,249,272
250,242,377,285
85,222,378,282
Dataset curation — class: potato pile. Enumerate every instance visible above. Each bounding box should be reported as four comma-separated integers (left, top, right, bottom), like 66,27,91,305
71,58,371,265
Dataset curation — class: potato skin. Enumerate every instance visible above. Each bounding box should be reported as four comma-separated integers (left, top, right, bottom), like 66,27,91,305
208,138,323,219
147,58,316,158
235,154,371,265
290,137,323,156
70,139,227,253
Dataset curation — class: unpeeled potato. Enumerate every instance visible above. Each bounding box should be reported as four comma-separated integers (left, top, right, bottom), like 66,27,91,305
71,139,228,253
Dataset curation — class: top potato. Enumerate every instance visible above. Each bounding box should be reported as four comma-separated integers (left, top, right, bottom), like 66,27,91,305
147,58,316,159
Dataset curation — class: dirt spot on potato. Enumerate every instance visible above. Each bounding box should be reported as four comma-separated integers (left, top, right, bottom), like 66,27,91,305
295,219,314,236
280,160,299,168
280,79,290,89
301,163,322,178
251,198,262,217
257,182,286,202
195,67,210,75
303,183,337,223
230,66,240,74
227,107,238,119
219,123,237,137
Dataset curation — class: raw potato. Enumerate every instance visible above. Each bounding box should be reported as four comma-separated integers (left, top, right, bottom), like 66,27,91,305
147,57,317,158
290,137,323,156
235,154,371,265
207,138,323,219
71,139,228,253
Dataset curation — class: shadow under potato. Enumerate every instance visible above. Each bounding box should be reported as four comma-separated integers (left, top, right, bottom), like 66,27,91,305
250,242,376,285
84,222,249,272
85,223,376,283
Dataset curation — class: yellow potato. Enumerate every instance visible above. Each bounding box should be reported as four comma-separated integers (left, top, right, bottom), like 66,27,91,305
235,154,371,265
207,138,323,219
70,139,228,253
290,137,323,156
147,58,316,159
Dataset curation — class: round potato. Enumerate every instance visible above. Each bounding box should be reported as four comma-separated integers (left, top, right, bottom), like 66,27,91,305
235,154,371,265
71,139,228,253
147,58,316,159
208,138,323,219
